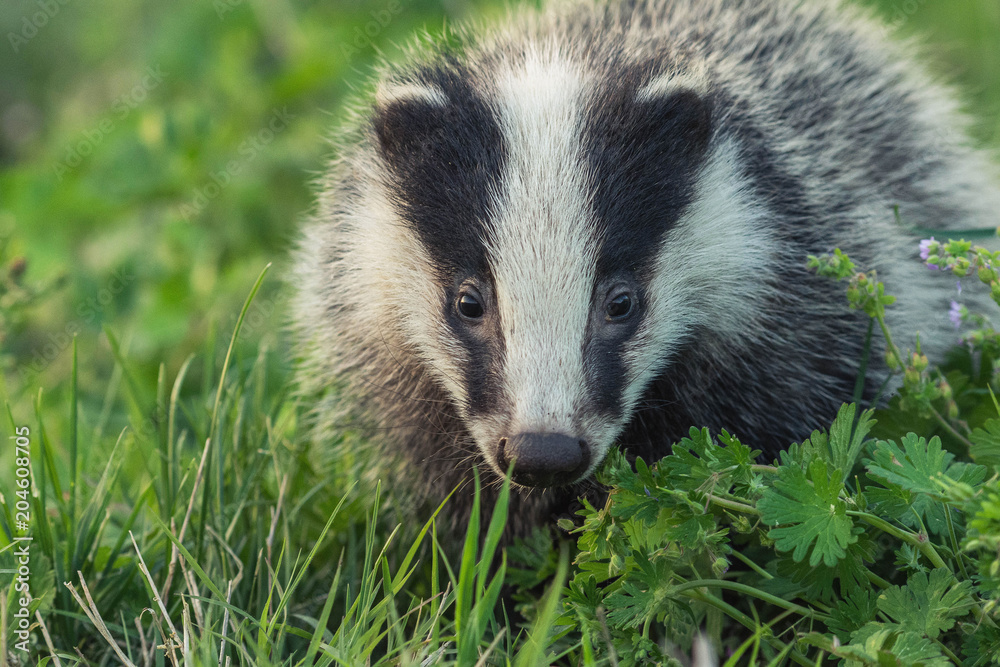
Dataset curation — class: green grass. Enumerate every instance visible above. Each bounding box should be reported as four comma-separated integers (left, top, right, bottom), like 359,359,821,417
0,270,583,664
0,265,554,664
2,0,1000,664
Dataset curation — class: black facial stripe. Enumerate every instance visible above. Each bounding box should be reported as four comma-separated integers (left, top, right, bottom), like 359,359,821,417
372,62,507,280
373,62,509,418
580,64,713,424
583,65,713,278
583,285,646,421
443,282,508,419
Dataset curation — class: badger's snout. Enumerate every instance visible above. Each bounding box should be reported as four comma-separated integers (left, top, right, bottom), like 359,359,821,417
496,433,591,487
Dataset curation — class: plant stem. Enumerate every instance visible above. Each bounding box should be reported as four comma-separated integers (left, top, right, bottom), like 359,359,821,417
671,579,831,623
929,406,975,450
944,506,971,581
865,569,890,589
728,549,772,580
935,639,962,664
681,590,814,667
706,494,760,516
875,312,905,371
847,511,949,571
876,308,974,450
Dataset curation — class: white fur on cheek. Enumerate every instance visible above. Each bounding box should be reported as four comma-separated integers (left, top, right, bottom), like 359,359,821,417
620,139,776,416
349,170,472,409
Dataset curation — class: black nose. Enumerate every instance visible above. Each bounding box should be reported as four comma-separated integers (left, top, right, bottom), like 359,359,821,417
496,433,591,487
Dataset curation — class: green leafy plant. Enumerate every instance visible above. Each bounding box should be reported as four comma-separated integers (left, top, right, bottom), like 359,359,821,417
499,242,1000,666
540,396,1000,665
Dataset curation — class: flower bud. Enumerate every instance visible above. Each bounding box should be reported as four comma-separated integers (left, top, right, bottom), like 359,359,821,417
8,256,26,283
910,352,929,371
712,557,730,578
886,348,902,371
937,379,952,400
732,514,753,533
846,285,860,307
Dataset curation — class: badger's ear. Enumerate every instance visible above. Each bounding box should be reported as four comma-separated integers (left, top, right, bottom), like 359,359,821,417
372,84,450,164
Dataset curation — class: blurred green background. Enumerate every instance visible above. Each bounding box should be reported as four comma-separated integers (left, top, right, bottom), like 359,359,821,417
1,0,998,449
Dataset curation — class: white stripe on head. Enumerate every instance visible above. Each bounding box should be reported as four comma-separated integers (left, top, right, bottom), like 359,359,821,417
375,82,449,108
620,139,776,414
637,69,711,102
486,44,598,437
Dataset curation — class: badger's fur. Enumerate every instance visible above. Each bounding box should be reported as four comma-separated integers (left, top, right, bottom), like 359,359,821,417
292,0,1000,531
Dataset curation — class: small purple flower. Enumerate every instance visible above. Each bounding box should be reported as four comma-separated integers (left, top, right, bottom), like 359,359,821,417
919,237,936,261
949,301,963,329
956,280,962,296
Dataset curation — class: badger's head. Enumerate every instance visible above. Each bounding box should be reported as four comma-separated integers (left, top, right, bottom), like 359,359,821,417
353,48,771,488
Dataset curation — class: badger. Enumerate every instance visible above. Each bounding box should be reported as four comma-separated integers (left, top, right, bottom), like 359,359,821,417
291,0,1000,532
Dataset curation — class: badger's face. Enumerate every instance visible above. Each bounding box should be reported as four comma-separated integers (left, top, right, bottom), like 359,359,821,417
362,49,768,488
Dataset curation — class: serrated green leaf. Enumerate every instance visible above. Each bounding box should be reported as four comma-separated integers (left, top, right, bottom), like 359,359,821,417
969,418,1000,469
876,568,974,639
866,485,950,536
888,632,951,667
829,404,876,482
962,621,1000,666
844,626,950,666
759,459,856,567
867,432,985,496
778,433,826,471
841,624,892,662
660,427,722,491
893,542,931,574
864,446,986,535
949,461,989,487
867,434,952,497
633,428,763,508
603,579,656,630
602,556,676,629
826,588,879,642
767,527,873,604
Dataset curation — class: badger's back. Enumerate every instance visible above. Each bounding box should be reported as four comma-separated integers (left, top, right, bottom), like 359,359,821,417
291,0,1000,531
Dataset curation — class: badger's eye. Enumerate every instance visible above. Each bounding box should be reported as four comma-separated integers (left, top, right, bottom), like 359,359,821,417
605,293,633,321
457,292,484,319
